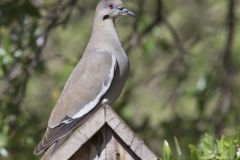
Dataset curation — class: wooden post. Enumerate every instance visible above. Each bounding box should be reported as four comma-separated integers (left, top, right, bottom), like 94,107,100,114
42,105,159,160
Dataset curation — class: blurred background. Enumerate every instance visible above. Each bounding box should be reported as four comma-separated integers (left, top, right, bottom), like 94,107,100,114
0,0,239,159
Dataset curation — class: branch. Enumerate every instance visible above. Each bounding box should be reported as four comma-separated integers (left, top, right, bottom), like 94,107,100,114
123,0,163,54
212,0,236,134
222,0,235,71
164,19,187,56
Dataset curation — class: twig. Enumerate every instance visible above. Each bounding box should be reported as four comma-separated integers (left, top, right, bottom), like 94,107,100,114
123,0,163,54
212,0,236,135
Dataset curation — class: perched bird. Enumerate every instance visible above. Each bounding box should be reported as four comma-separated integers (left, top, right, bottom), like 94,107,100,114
34,0,134,156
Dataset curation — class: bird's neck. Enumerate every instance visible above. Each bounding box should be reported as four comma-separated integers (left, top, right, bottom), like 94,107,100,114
87,16,122,51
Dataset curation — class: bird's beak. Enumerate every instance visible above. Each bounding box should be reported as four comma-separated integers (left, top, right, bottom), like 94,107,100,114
118,7,135,17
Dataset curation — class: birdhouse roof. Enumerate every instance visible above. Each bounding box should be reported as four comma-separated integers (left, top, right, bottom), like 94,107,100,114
42,105,158,160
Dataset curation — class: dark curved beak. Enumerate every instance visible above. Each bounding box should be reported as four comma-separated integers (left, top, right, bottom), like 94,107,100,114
118,7,135,17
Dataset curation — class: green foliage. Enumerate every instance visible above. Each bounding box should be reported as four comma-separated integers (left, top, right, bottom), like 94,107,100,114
189,134,239,160
0,0,45,159
162,134,240,160
0,0,40,25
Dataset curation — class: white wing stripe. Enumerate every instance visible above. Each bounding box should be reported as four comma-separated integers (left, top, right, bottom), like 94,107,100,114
61,55,116,123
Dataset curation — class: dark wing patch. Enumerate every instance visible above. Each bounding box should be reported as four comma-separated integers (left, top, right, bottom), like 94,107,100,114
34,115,86,155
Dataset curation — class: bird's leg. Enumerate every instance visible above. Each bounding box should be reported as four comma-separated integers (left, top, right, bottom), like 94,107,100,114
102,98,110,107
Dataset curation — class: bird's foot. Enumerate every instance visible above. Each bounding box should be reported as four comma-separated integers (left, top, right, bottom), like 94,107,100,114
102,98,110,107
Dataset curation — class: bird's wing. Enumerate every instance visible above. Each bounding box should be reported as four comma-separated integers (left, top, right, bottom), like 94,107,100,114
34,51,117,155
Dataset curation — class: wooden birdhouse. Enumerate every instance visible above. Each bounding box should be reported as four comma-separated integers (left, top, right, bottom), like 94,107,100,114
42,105,158,160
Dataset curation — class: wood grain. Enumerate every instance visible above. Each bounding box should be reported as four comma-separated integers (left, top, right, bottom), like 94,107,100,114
42,105,158,160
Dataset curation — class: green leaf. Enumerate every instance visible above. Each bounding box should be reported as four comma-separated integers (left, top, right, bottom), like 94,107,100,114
189,145,199,160
163,140,172,160
174,136,182,157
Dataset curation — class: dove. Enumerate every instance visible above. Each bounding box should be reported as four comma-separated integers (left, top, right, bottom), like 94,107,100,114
34,0,134,155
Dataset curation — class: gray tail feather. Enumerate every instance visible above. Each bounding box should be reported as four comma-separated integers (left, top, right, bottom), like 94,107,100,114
34,104,100,156
39,136,70,160
33,113,89,156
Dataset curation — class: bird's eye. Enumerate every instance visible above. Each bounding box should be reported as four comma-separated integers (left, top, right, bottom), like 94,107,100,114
108,4,113,9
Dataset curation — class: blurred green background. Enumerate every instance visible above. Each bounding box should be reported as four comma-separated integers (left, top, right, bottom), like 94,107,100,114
0,0,240,159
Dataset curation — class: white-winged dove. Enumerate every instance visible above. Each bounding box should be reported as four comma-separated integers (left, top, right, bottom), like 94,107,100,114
34,0,134,155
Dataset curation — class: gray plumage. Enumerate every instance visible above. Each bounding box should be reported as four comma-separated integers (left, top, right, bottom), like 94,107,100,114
34,0,134,156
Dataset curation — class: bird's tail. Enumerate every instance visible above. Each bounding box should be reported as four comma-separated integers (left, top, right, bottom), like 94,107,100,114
34,104,100,157
34,118,81,156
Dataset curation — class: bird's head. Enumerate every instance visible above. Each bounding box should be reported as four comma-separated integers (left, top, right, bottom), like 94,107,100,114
96,0,135,20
